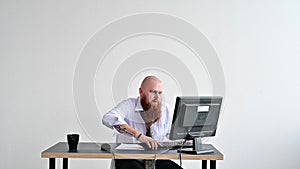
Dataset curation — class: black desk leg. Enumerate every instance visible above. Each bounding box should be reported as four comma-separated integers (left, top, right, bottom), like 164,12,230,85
210,160,216,169
63,158,68,169
202,160,207,169
49,158,55,169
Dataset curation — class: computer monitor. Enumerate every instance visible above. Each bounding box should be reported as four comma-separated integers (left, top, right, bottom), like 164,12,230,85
169,96,222,154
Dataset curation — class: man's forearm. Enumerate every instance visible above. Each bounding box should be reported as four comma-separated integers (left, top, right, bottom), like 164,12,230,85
114,124,160,150
113,124,140,138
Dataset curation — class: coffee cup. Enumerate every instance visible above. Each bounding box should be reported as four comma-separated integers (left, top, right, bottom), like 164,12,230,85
67,134,79,152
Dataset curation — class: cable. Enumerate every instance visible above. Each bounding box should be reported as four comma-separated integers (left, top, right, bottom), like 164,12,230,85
112,151,116,165
179,139,187,167
111,147,116,162
179,148,182,167
154,153,157,169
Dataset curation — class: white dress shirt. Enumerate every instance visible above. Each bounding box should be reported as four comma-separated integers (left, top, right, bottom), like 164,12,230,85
102,97,174,143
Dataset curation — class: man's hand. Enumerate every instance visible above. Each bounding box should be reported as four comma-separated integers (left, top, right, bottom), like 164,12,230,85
113,124,161,150
138,134,161,150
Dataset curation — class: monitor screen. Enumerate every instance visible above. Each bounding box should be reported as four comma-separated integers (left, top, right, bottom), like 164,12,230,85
169,96,223,140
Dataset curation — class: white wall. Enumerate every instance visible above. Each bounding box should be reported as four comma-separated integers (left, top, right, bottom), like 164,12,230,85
1,1,300,169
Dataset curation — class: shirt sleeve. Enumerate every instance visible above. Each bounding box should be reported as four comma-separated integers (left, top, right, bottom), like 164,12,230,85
102,99,133,129
165,104,174,139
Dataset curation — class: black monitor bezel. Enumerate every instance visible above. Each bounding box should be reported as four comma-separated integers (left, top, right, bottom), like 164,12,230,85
169,96,223,140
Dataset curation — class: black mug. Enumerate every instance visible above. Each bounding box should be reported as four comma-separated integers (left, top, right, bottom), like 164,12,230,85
67,134,79,152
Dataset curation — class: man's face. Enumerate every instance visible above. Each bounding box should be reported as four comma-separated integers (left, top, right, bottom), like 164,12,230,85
140,80,163,111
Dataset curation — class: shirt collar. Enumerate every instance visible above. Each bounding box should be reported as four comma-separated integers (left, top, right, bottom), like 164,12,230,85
134,96,144,112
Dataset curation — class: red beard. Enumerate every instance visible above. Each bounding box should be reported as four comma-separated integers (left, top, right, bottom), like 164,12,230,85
140,95,162,125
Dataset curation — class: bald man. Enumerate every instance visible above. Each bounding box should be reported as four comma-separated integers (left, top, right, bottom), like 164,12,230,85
102,76,183,169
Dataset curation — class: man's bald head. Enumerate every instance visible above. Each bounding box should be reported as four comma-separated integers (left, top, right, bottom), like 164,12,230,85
140,76,162,90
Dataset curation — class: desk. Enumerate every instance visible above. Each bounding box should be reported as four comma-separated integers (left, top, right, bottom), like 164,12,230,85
41,142,223,169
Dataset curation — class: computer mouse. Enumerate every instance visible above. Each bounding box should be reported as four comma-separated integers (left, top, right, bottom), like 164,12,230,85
101,143,111,152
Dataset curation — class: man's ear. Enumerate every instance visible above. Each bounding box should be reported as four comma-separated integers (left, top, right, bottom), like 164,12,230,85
139,87,142,95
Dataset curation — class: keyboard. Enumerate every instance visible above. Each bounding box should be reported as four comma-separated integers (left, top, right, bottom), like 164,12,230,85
140,140,193,150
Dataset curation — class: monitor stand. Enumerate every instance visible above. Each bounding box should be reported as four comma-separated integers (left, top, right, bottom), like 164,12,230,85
177,134,214,154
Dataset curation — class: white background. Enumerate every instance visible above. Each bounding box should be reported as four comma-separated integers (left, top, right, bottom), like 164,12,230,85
1,0,300,169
